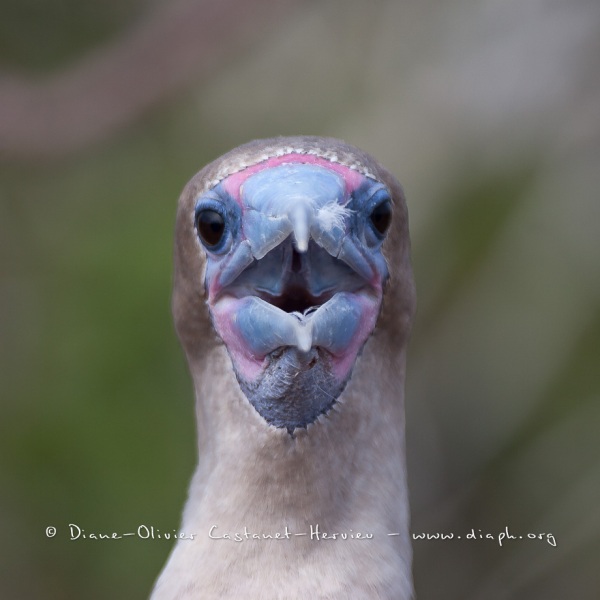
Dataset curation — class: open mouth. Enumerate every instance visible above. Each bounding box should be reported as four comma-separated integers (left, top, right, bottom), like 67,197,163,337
260,284,328,314
211,238,378,377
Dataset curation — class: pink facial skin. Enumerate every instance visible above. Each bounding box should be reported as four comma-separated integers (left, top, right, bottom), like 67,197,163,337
211,289,381,383
220,154,367,207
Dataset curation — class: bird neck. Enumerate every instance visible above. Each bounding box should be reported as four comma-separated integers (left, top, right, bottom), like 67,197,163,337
185,339,411,548
153,338,414,598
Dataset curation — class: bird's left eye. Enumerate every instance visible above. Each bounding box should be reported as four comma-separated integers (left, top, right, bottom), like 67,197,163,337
369,199,392,235
196,209,225,247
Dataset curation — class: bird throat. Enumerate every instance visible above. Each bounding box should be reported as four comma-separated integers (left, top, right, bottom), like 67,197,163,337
236,346,345,433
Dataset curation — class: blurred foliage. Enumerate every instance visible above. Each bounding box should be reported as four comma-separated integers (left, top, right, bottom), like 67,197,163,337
1,0,599,599
0,0,144,70
0,119,200,597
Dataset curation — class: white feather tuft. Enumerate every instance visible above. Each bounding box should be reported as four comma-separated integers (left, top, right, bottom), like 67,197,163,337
317,202,352,233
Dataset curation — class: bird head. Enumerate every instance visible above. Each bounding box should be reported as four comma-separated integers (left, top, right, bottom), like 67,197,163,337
172,137,415,434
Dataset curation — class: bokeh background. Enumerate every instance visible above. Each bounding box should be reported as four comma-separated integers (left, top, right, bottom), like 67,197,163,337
1,0,599,598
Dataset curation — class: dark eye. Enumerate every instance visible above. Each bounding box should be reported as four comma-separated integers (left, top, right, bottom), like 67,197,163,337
196,209,225,247
369,200,392,235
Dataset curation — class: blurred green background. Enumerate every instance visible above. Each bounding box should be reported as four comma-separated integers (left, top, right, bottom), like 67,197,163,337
1,0,599,598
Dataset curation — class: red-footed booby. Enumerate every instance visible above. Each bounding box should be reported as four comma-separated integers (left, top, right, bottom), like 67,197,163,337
151,137,416,599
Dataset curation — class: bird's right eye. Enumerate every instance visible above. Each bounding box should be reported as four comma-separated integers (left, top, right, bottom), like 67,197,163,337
196,209,225,248
369,199,392,235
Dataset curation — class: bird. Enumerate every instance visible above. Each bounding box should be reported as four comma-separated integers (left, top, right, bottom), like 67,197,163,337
150,136,416,599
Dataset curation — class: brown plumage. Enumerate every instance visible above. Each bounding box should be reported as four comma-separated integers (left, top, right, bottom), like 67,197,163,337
151,136,416,599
